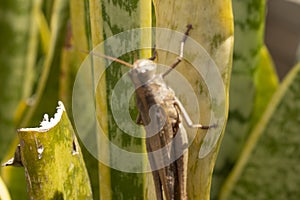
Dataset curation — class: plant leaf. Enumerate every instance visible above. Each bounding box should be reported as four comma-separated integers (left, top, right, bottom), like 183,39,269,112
212,1,279,198
70,0,152,199
153,0,233,199
0,0,37,198
68,1,103,199
17,102,92,199
95,1,151,199
21,0,70,127
220,62,300,199
251,46,279,127
0,0,33,162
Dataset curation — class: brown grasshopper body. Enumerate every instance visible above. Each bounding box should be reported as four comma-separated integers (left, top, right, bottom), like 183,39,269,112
127,25,213,200
129,65,189,199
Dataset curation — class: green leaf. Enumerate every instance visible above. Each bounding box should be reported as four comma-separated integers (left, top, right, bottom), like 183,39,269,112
220,62,300,199
212,1,279,198
60,8,102,199
68,1,102,199
0,0,37,198
0,0,33,161
100,1,151,198
17,102,92,199
153,0,233,199
21,0,70,128
70,0,152,199
251,46,279,127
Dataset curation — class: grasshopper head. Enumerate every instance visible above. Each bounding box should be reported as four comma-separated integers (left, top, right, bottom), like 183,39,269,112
128,59,157,84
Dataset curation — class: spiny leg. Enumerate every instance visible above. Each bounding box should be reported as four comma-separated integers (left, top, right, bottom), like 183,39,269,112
162,24,193,78
174,97,217,129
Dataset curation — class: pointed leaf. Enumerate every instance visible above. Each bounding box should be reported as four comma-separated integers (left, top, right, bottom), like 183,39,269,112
213,1,279,198
220,62,300,199
153,0,233,199
71,0,153,199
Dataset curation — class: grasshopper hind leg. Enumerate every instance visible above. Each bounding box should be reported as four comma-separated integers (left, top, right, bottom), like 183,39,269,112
146,141,164,200
174,97,216,129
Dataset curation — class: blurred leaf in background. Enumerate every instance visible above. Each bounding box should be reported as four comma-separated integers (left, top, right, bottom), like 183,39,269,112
212,0,300,200
0,0,36,198
212,0,279,198
1,0,70,199
0,0,33,163
220,62,300,199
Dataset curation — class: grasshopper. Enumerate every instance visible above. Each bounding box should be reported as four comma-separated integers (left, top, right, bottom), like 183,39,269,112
89,24,214,200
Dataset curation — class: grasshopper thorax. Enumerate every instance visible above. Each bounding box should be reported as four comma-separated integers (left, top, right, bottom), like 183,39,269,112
128,59,157,85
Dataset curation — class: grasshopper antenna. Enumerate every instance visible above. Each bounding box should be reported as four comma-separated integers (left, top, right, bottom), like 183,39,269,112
80,49,133,68
162,24,193,78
